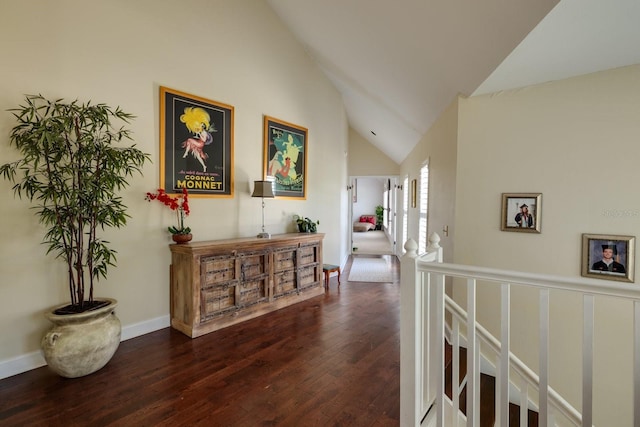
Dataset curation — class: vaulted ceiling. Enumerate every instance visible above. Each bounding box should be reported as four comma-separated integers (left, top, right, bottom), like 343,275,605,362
266,0,640,164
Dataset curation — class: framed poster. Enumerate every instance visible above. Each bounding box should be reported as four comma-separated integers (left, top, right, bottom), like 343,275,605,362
263,116,308,199
160,86,234,197
582,234,635,282
501,193,541,233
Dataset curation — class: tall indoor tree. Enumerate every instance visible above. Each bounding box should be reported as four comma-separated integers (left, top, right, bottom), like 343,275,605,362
0,94,150,313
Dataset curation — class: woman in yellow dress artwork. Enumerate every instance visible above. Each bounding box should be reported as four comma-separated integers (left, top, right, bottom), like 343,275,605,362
180,107,215,172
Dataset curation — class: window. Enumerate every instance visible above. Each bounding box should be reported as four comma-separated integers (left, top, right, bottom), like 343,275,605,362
418,162,429,254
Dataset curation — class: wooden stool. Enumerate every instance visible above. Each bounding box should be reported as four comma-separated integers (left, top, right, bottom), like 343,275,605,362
322,264,341,289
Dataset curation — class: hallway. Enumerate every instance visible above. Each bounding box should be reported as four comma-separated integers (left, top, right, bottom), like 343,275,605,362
352,230,394,255
0,258,402,426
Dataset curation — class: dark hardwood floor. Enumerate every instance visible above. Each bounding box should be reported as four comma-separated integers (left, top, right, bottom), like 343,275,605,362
0,255,401,427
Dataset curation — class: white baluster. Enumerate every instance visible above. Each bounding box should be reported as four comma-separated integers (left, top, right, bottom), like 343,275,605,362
520,380,528,427
452,317,461,427
435,272,445,426
400,238,420,426
500,283,511,426
539,290,549,427
634,301,640,427
467,278,478,427
583,295,594,427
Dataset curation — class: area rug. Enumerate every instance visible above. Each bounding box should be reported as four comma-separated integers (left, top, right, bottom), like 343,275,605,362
352,230,394,255
348,256,394,282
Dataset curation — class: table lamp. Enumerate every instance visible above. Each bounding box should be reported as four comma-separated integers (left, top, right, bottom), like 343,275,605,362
251,180,275,238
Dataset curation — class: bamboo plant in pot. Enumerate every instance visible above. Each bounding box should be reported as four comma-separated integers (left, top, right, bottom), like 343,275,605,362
0,94,149,378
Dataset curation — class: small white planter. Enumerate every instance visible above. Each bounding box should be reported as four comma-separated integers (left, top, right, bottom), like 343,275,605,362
41,298,121,378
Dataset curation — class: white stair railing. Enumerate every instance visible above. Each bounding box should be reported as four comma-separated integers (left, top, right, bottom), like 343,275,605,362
400,234,640,426
400,235,443,426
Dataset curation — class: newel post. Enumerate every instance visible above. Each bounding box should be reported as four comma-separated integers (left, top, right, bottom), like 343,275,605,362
400,238,420,426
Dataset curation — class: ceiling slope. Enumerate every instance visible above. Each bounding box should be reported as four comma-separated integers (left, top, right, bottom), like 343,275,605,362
267,0,640,164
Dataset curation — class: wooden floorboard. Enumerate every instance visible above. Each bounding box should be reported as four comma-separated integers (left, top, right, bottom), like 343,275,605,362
0,255,400,427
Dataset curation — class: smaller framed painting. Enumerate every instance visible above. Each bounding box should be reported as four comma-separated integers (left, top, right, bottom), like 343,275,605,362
582,234,635,282
501,193,541,233
263,116,308,199
352,179,358,203
411,179,417,208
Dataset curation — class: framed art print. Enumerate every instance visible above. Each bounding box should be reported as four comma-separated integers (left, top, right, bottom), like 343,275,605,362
263,116,308,199
160,86,234,197
411,179,417,208
352,179,358,203
501,193,541,233
582,234,635,282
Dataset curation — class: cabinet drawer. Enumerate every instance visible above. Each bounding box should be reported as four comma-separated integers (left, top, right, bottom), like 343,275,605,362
298,244,319,266
239,277,268,306
273,269,296,296
201,283,236,319
298,265,319,289
201,255,236,286
239,252,267,279
274,247,297,271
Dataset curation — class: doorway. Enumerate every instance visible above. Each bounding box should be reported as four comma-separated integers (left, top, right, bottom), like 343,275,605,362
349,176,399,256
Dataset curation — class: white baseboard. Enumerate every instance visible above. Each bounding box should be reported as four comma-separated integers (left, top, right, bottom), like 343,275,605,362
0,314,170,380
120,314,170,341
0,352,47,381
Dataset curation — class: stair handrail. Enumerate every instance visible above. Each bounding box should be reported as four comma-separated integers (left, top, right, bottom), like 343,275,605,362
415,259,640,426
445,296,583,425
416,260,640,301
401,234,640,426
400,234,443,426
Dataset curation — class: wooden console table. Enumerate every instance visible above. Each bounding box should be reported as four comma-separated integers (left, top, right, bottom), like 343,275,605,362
169,233,324,338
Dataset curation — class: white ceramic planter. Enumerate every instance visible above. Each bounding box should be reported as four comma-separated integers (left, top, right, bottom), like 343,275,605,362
41,298,121,378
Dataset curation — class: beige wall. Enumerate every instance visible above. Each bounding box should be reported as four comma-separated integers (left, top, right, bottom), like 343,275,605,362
0,0,348,369
400,98,458,261
455,65,640,424
348,128,399,176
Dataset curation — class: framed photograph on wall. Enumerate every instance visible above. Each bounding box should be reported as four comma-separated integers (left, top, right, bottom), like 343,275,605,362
411,179,417,208
160,86,234,197
263,116,308,199
582,234,635,282
501,193,541,233
352,178,358,203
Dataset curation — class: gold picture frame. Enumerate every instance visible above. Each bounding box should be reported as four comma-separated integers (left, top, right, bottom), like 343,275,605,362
411,179,417,208
501,193,541,233
159,86,234,197
581,233,635,282
263,116,308,199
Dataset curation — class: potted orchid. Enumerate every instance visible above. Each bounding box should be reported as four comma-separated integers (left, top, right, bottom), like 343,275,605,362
146,188,192,243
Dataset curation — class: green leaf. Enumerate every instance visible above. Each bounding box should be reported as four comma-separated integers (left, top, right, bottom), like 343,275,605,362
0,94,149,307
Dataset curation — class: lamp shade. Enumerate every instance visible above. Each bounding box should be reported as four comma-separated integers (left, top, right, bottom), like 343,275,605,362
251,180,275,198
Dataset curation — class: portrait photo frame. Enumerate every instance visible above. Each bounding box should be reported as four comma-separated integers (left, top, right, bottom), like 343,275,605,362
160,86,234,198
501,193,541,233
411,179,417,208
263,116,308,199
581,233,635,282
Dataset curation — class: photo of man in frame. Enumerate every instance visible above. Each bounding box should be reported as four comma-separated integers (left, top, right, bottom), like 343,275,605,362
589,240,627,275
